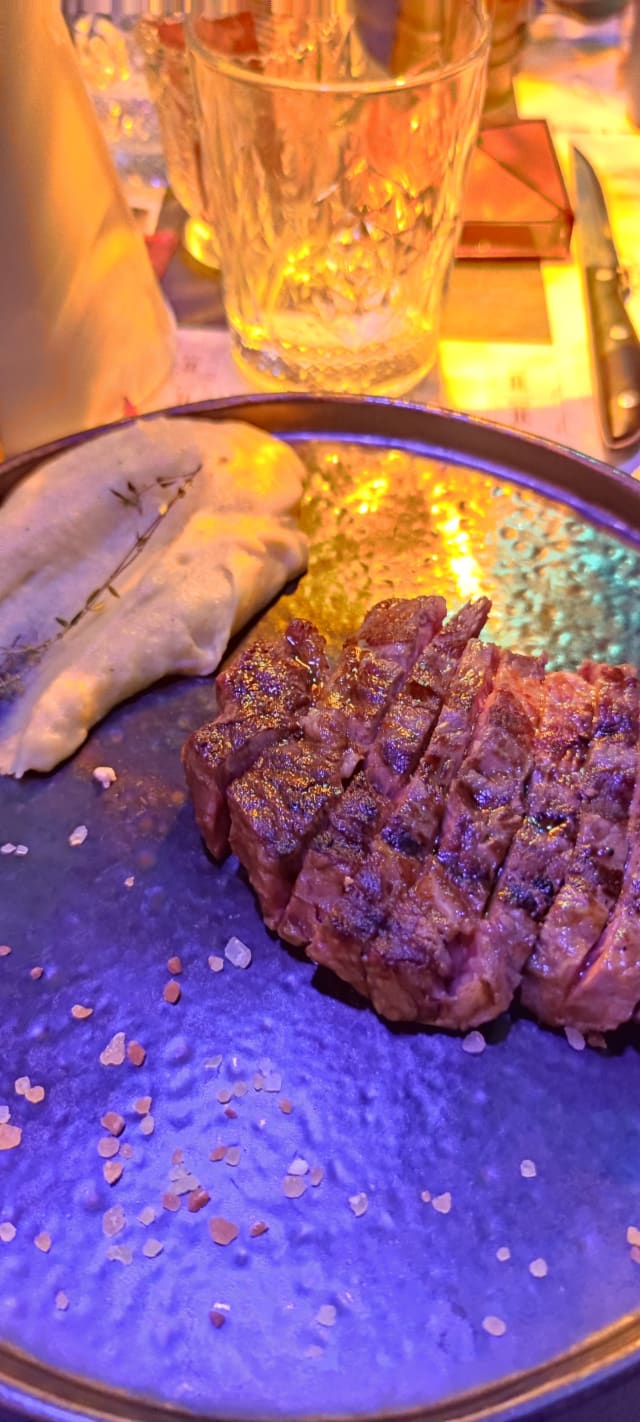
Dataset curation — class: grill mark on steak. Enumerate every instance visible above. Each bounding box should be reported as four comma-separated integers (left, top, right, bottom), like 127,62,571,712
308,637,498,995
365,651,545,1026
227,597,446,930
521,662,639,1027
449,670,593,1024
559,725,640,1034
181,620,328,860
279,600,491,949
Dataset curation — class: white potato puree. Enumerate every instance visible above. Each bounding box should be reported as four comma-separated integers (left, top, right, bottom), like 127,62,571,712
0,417,308,776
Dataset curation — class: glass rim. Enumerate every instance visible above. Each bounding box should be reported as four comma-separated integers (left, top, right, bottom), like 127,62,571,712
185,1,491,96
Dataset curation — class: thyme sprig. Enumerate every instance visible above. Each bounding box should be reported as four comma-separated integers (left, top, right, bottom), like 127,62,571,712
0,463,202,702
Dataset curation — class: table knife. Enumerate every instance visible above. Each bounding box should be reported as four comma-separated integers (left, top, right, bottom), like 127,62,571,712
572,146,640,451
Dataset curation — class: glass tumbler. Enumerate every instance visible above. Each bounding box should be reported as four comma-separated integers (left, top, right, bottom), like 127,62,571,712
137,14,219,269
187,0,490,396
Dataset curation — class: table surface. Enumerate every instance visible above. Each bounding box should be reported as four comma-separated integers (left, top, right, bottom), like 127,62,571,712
145,7,640,478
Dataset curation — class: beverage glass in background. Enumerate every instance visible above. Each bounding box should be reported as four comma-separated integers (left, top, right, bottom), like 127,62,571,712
137,14,220,269
186,0,490,397
483,0,532,118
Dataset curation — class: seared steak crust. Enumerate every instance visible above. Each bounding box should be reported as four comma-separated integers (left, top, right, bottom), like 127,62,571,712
366,651,545,1027
184,596,640,1036
521,663,639,1025
281,599,490,951
309,637,498,995
227,597,446,930
182,620,328,860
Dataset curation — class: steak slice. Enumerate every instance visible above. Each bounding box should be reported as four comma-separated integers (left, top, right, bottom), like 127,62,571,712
309,637,498,995
227,597,446,929
521,662,639,1027
559,729,640,1034
280,599,491,948
182,619,328,860
366,650,545,1027
450,670,593,1023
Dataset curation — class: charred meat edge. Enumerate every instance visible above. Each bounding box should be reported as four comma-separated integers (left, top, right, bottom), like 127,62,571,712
181,620,328,861
366,650,545,1028
280,599,491,950
310,637,499,996
227,597,446,930
521,662,639,1026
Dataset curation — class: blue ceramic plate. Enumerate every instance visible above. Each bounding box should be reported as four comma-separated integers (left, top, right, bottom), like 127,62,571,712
1,396,640,1422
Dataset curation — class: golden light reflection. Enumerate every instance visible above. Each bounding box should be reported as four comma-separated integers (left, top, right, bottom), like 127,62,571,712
432,507,484,602
344,472,389,516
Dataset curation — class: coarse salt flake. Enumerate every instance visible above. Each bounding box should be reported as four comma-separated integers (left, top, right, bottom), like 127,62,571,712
134,1096,152,1116
0,944,12,955
107,1244,133,1265
0,1123,22,1150
316,1304,337,1328
1,844,16,855
124,876,135,888
520,1159,537,1179
103,1161,123,1186
288,1157,309,1177
30,966,44,980
34,1232,52,1254
163,980,181,1005
15,845,29,856
462,1031,486,1055
208,955,224,973
100,1032,126,1068
348,1192,369,1218
69,825,88,847
0,1222,16,1243
224,936,252,969
25,1085,45,1104
138,1206,156,1227
432,1192,452,1215
92,766,117,789
0,1107,9,1124
142,1238,164,1259
127,1040,146,1066
101,1111,125,1136
496,1246,511,1263
140,1115,155,1137
420,1190,431,1204
55,1291,69,1311
102,1205,126,1238
71,1004,93,1020
167,955,182,975
15,1076,30,1096
284,1175,307,1199
97,1137,119,1159
250,1221,269,1237
225,1146,241,1167
209,1217,239,1247
529,1257,548,1279
565,1026,586,1052
627,1226,640,1248
187,1187,211,1213
483,1315,507,1338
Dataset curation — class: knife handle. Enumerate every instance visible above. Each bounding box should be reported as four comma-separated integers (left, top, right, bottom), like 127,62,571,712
585,266,640,450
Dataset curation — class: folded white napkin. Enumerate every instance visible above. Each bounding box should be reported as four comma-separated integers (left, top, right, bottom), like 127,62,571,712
0,0,175,457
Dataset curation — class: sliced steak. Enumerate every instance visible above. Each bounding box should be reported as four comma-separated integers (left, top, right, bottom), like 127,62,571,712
280,599,490,948
309,637,498,995
227,597,446,929
521,662,639,1027
560,731,640,1033
451,670,593,1023
366,651,545,1027
182,620,328,860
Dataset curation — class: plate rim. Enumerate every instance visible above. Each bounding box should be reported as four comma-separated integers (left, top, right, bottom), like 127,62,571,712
2,392,640,1422
1,394,639,551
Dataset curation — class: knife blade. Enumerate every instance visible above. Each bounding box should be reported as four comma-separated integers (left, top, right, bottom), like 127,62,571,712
572,146,640,451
